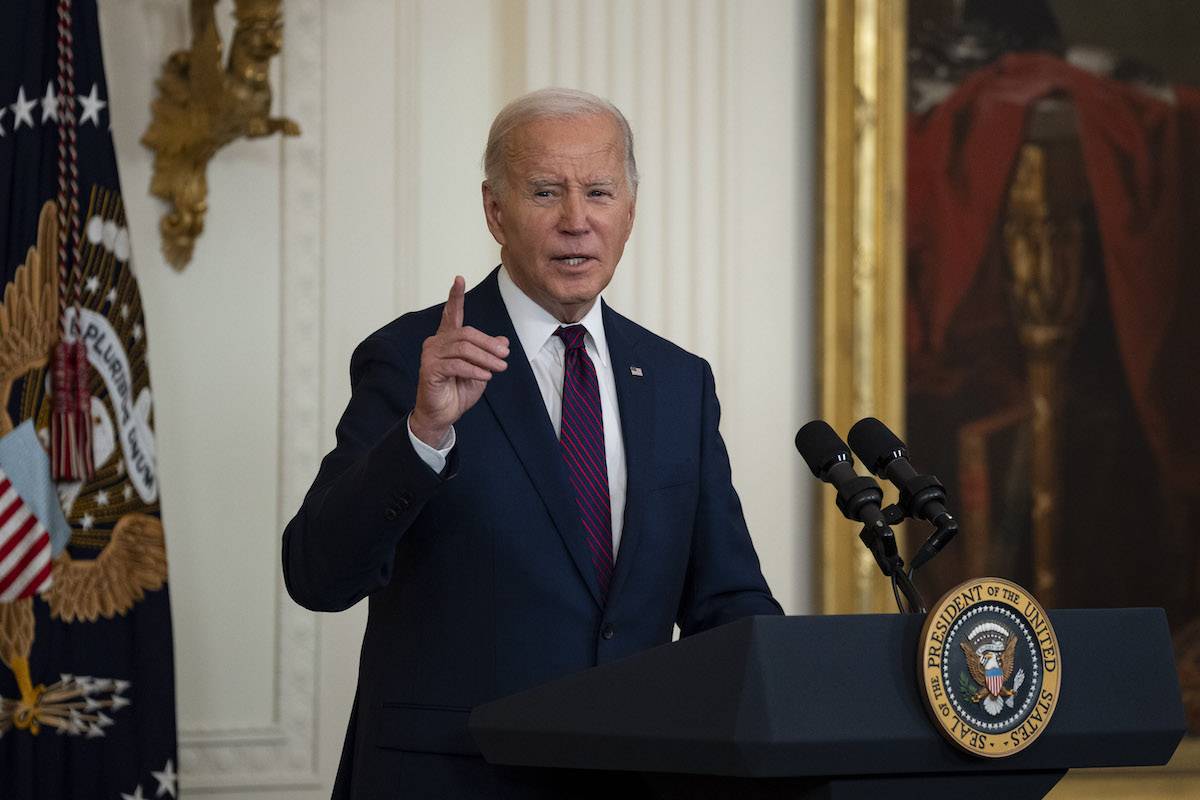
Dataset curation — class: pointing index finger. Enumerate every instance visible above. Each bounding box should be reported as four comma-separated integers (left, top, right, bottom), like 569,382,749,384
440,275,466,331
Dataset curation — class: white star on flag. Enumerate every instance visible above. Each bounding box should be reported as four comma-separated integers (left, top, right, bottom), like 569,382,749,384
10,86,37,130
95,489,109,506
0,106,8,136
151,759,178,798
85,275,100,293
106,287,117,304
41,81,58,122
77,83,106,127
121,785,146,800
80,512,94,530
133,323,144,342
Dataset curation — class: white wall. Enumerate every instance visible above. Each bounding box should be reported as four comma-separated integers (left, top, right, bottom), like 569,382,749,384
99,1,816,796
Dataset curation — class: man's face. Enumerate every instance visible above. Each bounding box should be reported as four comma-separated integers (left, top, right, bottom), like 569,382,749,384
483,113,636,323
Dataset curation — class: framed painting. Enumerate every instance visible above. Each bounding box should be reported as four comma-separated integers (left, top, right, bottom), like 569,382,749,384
819,0,1200,795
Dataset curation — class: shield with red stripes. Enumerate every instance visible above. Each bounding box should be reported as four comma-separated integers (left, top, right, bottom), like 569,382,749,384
0,473,54,601
986,661,1004,696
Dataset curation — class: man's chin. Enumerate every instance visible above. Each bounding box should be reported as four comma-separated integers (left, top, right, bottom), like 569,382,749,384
548,265,605,291
544,285,604,322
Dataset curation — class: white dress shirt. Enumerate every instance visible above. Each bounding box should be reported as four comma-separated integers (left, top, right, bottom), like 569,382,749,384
408,267,628,554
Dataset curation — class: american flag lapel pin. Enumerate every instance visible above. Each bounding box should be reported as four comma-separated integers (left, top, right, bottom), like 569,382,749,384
629,366,644,377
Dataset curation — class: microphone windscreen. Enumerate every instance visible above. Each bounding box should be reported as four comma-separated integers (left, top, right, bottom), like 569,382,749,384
848,417,906,476
795,420,851,478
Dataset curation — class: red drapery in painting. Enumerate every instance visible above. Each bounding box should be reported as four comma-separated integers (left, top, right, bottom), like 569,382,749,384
907,52,1200,488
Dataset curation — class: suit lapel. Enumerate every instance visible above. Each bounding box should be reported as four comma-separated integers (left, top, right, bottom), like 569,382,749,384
468,271,605,608
602,302,653,605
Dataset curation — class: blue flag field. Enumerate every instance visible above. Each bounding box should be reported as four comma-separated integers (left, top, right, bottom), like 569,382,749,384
0,1,178,797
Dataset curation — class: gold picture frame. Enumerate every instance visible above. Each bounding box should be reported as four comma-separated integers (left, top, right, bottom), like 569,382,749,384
819,1,1197,795
818,0,906,615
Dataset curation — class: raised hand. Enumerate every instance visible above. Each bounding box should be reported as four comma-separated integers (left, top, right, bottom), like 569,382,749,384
409,276,509,447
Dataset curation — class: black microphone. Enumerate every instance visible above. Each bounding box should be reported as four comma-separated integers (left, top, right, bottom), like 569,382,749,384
847,417,957,570
795,420,898,569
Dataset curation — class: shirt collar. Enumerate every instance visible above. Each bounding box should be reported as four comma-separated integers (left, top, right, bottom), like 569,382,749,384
497,265,610,366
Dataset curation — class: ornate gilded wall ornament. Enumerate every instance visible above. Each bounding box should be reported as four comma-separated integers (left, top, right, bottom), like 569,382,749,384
142,0,300,269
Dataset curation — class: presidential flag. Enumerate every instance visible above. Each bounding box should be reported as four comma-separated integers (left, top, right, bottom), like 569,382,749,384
0,2,178,798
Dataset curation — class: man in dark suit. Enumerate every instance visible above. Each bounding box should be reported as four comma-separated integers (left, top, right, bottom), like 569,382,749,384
282,88,782,799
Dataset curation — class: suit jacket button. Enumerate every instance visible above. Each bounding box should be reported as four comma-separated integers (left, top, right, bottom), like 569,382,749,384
384,507,399,521
601,623,615,640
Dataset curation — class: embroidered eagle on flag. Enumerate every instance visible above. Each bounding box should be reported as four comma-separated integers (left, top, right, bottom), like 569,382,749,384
0,203,167,737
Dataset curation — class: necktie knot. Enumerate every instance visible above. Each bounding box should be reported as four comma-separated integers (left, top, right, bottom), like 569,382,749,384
555,325,588,352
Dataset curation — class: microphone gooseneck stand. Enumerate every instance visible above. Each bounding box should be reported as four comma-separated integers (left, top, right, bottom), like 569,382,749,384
795,421,929,614
873,497,929,614
848,417,966,613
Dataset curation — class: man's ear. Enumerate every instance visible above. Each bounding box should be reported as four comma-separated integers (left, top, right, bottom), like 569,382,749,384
482,182,507,246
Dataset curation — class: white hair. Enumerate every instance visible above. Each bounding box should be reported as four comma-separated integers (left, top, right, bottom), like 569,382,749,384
482,87,639,195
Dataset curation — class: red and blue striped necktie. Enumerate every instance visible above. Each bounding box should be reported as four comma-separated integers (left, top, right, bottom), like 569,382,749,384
555,325,614,602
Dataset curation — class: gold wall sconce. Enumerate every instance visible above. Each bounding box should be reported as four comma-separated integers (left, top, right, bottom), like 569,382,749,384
142,0,300,269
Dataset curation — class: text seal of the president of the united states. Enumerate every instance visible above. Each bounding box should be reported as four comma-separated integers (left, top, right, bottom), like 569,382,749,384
919,577,1062,757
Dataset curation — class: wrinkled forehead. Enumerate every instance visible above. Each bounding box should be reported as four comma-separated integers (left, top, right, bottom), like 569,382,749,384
503,115,626,181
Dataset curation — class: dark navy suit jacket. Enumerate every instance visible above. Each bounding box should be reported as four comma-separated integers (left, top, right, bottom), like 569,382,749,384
282,269,782,799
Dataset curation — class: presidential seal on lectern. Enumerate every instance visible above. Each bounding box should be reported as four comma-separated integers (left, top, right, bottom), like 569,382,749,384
919,577,1062,757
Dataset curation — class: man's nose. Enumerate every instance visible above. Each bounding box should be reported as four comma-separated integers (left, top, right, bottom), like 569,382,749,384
558,191,589,235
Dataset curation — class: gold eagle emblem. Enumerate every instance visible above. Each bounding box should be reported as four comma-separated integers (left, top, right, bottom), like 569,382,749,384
961,634,1018,702
0,202,168,736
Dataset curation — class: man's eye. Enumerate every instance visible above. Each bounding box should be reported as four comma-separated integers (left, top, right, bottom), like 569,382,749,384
534,190,555,198
589,190,612,198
